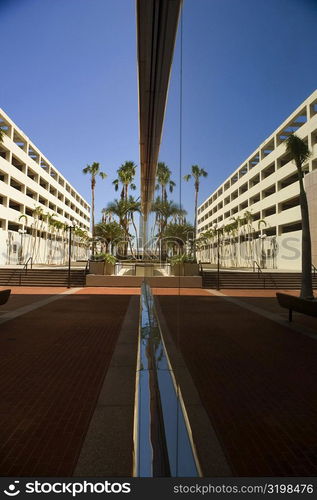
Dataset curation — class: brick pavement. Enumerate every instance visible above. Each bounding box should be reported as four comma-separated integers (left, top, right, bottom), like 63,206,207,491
0,287,68,312
220,289,317,332
157,293,317,476
0,290,132,476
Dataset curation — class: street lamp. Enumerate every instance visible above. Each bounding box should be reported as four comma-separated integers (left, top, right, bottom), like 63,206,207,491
68,220,76,289
18,228,27,264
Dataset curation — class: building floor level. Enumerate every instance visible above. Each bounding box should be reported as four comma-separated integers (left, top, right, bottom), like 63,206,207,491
0,109,91,266
197,89,317,271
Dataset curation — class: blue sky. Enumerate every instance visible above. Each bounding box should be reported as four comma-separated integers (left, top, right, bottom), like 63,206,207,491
1,0,317,225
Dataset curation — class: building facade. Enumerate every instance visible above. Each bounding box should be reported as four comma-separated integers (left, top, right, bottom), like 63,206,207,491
197,90,317,270
0,109,91,265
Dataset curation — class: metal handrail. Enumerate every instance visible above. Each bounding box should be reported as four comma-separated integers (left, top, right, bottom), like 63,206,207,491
252,260,261,273
253,260,278,289
252,260,266,288
84,260,89,274
19,257,33,285
22,256,33,272
6,257,33,285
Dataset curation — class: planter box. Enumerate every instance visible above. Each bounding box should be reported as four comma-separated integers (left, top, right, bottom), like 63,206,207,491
89,260,105,275
171,263,184,276
184,263,199,276
105,263,115,275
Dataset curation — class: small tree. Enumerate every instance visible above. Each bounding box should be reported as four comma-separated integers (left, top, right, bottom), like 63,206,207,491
286,134,313,299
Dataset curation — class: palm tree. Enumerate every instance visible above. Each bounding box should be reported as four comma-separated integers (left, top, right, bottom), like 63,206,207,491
112,161,137,200
183,165,208,255
197,228,215,263
30,206,44,261
151,198,187,259
151,199,186,238
155,162,176,201
0,128,4,143
286,134,313,299
82,162,107,256
241,210,254,264
104,197,141,257
94,221,125,254
162,222,194,256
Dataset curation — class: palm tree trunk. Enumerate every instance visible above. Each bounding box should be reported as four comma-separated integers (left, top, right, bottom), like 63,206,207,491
91,183,95,257
194,183,199,259
131,214,139,258
297,165,314,299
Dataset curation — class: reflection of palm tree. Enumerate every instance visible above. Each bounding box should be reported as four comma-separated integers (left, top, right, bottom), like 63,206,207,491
155,162,176,201
161,222,194,256
104,197,141,257
242,210,254,264
151,199,186,259
31,206,43,261
198,228,214,263
151,199,186,237
18,214,28,263
286,134,313,299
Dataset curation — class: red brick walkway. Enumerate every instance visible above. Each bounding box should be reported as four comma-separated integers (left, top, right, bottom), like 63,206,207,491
157,293,317,476
0,290,131,476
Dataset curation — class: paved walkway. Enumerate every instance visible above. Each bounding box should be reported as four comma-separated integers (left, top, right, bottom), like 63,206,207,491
157,290,317,476
0,288,135,476
2,285,317,477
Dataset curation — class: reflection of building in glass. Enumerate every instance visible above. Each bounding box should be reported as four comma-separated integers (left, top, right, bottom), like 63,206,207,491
197,90,317,270
0,109,90,265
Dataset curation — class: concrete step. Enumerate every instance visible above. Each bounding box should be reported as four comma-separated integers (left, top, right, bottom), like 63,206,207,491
202,271,317,289
0,268,86,287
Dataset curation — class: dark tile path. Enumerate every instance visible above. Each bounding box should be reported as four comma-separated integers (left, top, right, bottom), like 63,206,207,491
0,290,131,476
157,293,317,476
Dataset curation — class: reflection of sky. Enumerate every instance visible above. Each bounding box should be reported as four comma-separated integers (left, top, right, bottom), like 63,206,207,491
137,283,198,477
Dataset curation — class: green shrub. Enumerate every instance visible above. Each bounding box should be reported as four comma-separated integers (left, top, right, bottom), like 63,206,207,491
104,253,116,264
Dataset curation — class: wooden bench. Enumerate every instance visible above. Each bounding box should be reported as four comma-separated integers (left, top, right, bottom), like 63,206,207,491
276,292,317,322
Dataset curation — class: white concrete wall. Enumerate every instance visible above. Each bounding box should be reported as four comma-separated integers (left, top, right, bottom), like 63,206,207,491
198,232,301,270
0,229,88,265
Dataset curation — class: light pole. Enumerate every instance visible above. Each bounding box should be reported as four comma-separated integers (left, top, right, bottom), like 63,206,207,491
18,228,27,264
68,220,76,289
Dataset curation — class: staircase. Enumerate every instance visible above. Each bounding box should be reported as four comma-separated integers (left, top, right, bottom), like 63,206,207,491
0,268,86,287
201,270,317,290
